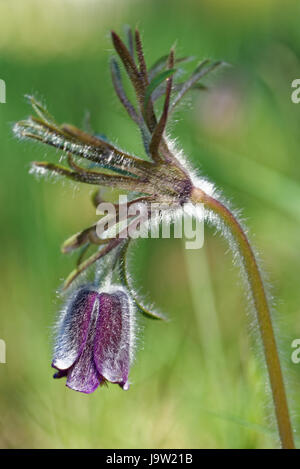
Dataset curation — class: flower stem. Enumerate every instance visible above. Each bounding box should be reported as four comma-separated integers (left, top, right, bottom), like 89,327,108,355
191,187,295,449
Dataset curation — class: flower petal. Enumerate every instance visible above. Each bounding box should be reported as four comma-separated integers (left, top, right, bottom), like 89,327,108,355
94,291,132,389
52,287,99,371
53,369,68,379
65,296,103,393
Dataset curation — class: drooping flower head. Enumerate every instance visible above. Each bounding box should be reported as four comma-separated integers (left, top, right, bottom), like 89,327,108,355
13,28,223,391
53,285,135,393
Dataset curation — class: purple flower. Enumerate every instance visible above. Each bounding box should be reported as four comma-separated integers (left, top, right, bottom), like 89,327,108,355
52,286,134,393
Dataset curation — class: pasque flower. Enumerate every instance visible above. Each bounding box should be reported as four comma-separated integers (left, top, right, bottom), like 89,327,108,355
53,286,134,393
14,27,295,447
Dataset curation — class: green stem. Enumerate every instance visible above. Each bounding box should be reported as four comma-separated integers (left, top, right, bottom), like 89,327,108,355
191,187,295,449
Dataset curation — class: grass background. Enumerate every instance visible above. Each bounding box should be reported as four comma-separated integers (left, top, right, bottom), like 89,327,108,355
0,0,300,448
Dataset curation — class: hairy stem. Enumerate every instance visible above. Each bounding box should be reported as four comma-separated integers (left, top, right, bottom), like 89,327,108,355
191,187,294,449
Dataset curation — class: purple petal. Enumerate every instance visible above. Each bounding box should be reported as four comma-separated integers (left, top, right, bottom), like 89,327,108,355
66,296,103,393
94,291,131,389
53,369,68,379
65,342,102,394
52,287,99,371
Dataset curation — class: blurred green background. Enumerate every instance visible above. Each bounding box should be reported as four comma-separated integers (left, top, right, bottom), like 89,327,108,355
1,0,300,449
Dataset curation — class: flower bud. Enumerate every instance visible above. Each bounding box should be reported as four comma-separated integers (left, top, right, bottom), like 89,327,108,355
52,286,134,393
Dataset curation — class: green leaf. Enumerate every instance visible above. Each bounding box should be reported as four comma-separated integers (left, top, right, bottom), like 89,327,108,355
25,95,56,127
170,60,225,112
144,68,176,112
110,57,140,126
123,24,134,58
149,55,194,81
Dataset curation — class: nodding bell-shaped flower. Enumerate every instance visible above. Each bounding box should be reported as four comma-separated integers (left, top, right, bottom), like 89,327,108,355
52,286,134,393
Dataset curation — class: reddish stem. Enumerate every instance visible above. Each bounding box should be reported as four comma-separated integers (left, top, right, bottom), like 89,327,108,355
191,187,294,449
